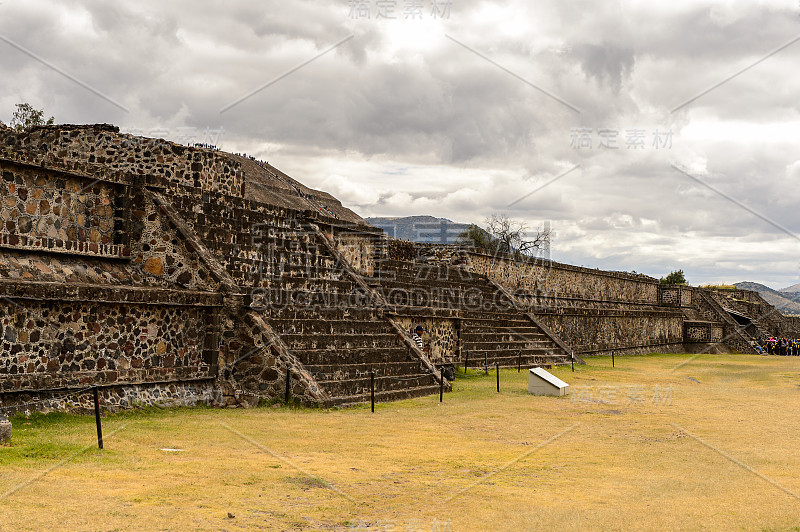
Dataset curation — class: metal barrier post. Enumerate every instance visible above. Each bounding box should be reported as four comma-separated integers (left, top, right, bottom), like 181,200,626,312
285,366,291,404
370,371,375,412
93,386,103,450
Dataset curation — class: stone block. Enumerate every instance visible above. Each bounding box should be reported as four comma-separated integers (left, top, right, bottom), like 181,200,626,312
528,367,569,396
0,415,11,443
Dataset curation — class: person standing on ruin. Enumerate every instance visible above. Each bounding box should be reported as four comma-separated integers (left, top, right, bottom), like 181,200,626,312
412,325,426,351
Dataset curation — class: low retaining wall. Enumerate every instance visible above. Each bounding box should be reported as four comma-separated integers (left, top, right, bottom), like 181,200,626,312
0,379,217,415
535,307,685,356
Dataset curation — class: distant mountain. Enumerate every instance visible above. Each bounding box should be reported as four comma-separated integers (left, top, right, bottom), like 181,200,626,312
734,282,800,316
779,283,800,295
365,215,471,244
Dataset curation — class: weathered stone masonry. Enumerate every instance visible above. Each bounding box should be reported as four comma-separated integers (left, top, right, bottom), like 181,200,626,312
0,124,444,411
0,123,796,413
414,247,795,358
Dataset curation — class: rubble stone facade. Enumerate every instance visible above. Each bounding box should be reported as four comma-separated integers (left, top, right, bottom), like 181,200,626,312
0,124,795,413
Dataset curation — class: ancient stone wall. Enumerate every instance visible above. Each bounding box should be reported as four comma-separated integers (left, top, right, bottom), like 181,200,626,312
394,316,459,363
465,251,659,307
5,124,797,411
0,140,234,408
787,316,800,335
387,238,416,262
0,380,217,415
658,285,693,307
535,308,684,356
130,193,222,291
219,314,319,405
705,288,800,338
0,299,216,393
0,160,129,258
166,190,341,290
684,321,724,343
0,125,244,197
331,228,379,277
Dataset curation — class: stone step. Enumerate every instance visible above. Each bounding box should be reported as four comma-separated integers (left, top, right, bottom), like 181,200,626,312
270,307,382,321
306,361,428,380
462,329,549,340
462,345,560,357
463,340,556,351
192,212,299,229
373,276,495,290
376,291,502,310
227,261,343,282
292,347,415,366
325,383,443,408
277,333,404,350
317,373,437,397
461,314,532,325
268,318,392,335
200,230,313,248
386,270,479,280
223,251,333,268
210,227,309,245
462,355,570,370
462,349,570,362
260,290,373,309
462,334,552,346
373,260,468,273
271,277,355,292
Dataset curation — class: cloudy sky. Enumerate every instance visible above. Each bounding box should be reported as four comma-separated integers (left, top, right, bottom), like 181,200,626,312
1,0,798,288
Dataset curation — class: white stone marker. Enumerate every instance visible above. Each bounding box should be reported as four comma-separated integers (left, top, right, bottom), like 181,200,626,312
528,367,569,396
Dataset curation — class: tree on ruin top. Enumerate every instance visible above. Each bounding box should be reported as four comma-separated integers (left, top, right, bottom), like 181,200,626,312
456,214,550,258
9,103,54,131
659,269,687,285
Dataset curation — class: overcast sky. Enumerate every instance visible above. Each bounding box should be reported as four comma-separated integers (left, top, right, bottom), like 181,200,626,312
1,0,798,288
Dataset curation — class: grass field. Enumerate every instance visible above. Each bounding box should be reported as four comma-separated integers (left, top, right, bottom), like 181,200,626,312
2,353,800,531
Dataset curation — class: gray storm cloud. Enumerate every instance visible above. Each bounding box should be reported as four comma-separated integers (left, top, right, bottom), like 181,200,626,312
1,0,798,287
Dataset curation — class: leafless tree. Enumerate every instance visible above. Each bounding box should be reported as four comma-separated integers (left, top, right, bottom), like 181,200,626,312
485,214,550,256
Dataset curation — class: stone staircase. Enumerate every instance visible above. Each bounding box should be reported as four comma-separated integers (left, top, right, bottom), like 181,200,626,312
370,259,571,369
268,309,440,406
249,224,441,406
460,312,571,369
694,290,758,353
166,195,443,406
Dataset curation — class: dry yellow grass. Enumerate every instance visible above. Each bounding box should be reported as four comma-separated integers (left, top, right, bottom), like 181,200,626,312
2,353,800,531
